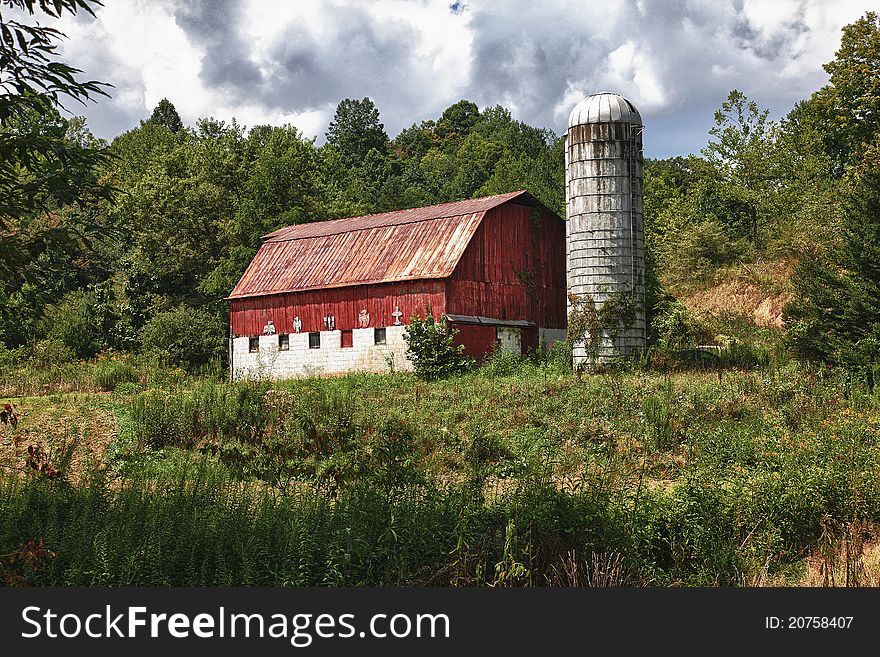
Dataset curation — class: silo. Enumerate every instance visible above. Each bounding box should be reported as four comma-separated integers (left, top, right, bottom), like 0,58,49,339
566,92,645,365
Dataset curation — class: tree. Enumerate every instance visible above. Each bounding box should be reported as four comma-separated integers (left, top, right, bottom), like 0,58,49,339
148,98,184,133
0,0,114,285
0,0,108,123
823,12,880,166
784,165,880,375
325,97,389,167
0,106,114,285
138,305,225,369
798,12,880,174
402,314,472,380
436,99,479,141
701,90,778,244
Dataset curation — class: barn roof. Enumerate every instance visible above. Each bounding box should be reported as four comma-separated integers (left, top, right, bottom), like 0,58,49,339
228,190,550,299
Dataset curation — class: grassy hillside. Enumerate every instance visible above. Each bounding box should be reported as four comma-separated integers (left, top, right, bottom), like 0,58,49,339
2,354,880,587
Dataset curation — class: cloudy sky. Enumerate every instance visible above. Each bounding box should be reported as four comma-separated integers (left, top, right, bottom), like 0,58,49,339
40,0,873,157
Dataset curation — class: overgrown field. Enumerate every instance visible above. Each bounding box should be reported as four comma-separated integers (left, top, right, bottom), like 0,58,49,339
2,354,880,586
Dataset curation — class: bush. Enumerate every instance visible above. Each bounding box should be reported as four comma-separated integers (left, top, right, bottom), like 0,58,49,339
480,343,527,376
44,291,103,358
653,302,714,351
402,314,473,381
138,305,225,370
0,342,27,369
532,338,573,375
28,338,76,368
93,359,138,392
659,219,750,289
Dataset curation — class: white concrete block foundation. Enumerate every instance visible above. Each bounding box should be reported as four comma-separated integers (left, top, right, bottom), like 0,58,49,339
232,326,411,380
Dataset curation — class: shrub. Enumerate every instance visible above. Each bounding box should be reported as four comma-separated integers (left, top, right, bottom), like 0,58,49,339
653,302,713,351
402,314,473,381
93,359,138,392
532,338,573,375
480,343,527,376
28,338,76,368
659,219,750,289
138,305,225,370
0,342,27,369
44,291,103,358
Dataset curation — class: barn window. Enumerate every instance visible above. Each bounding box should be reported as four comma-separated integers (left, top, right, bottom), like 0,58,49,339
248,337,259,353
278,334,289,351
374,327,386,345
341,329,353,348
309,332,321,349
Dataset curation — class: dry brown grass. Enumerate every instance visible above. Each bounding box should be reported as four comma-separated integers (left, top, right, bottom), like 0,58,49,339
683,281,791,328
675,258,796,328
0,394,118,484
799,520,880,587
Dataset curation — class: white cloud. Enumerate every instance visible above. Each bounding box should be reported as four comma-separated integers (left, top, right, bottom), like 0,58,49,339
43,0,875,156
601,40,668,112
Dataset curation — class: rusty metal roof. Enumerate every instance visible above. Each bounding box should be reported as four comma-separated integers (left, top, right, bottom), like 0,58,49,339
228,191,538,299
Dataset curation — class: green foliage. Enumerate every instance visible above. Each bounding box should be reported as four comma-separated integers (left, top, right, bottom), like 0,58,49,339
28,338,75,368
659,219,751,288
567,290,640,367
325,97,389,167
437,100,480,139
137,305,225,369
785,167,880,373
480,344,529,377
403,314,474,381
0,0,115,285
148,98,183,133
92,358,138,392
0,281,43,347
7,354,880,586
44,290,104,358
0,341,26,369
816,11,880,171
653,302,713,351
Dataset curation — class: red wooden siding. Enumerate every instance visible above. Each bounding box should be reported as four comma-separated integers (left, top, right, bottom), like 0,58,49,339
451,323,498,361
446,204,566,328
230,279,445,336
451,324,538,360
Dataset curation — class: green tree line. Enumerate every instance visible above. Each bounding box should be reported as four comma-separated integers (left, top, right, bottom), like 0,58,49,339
1,4,879,376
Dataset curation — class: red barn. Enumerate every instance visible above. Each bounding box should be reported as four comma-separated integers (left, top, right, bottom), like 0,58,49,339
227,190,566,378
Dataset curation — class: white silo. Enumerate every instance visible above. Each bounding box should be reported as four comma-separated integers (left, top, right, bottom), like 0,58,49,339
566,92,646,365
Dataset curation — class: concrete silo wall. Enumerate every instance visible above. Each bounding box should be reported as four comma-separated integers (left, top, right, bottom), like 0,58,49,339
566,121,646,365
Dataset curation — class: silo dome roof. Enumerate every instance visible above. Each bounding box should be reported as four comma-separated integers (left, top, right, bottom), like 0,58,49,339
568,92,642,127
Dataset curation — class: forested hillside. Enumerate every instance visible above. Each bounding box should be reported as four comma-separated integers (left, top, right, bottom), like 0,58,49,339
1,9,879,377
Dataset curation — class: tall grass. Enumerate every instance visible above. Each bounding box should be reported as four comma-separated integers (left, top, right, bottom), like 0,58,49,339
5,356,880,586
0,460,641,586
4,422,878,587
0,353,215,398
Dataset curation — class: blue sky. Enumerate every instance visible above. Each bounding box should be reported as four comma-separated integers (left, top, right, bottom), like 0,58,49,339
45,0,874,158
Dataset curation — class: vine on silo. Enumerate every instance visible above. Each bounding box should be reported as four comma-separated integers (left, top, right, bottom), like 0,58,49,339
567,288,639,369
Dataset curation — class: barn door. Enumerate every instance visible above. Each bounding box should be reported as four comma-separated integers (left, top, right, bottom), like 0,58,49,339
521,327,538,355
496,327,521,354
